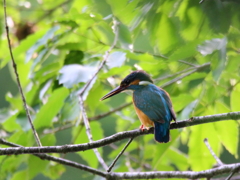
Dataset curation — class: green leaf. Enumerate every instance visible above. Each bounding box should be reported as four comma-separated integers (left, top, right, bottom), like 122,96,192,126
43,164,65,179
26,26,60,62
157,14,179,54
214,101,238,157
169,41,200,61
41,134,56,146
64,50,84,65
198,38,227,82
106,51,127,69
214,120,238,158
5,93,23,111
16,114,31,131
34,87,69,129
59,64,97,88
28,156,49,179
2,111,21,132
165,148,188,171
75,122,104,168
59,94,80,123
231,83,240,112
197,38,227,56
189,123,220,171
171,94,194,112
179,100,199,120
118,23,132,49
12,170,28,180
152,129,180,168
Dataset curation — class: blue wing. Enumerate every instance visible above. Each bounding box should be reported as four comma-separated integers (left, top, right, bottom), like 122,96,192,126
133,84,175,143
133,84,175,123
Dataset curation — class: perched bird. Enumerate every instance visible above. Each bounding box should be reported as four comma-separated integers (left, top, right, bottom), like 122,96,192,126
100,70,176,143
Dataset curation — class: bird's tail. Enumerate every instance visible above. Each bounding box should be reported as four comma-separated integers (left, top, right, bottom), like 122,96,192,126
154,122,170,143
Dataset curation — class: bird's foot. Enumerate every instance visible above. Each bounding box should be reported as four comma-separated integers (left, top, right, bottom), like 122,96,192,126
139,124,145,132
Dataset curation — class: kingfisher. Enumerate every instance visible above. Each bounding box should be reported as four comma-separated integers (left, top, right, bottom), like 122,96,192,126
100,70,176,143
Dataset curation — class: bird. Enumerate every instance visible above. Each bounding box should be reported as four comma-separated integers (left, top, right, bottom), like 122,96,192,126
100,70,176,143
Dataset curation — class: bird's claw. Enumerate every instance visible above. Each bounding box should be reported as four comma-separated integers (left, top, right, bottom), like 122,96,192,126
139,124,145,132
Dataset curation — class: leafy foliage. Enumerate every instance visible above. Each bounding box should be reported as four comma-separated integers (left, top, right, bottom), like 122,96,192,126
0,0,240,179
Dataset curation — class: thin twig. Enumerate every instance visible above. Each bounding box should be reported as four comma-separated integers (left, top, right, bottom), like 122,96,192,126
108,137,134,172
76,30,168,60
132,49,168,59
161,62,210,88
199,0,205,4
212,174,240,180
89,102,132,121
43,123,73,134
3,0,42,146
0,139,107,178
226,171,237,180
43,102,132,135
76,18,120,170
78,18,119,96
154,66,195,81
109,144,152,170
79,96,109,170
2,140,240,180
178,60,197,67
204,138,224,166
35,0,73,25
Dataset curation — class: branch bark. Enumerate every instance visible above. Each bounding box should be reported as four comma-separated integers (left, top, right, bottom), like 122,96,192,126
0,111,239,155
3,0,42,146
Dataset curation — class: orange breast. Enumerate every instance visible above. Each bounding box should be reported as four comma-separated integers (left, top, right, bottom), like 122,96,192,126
133,104,154,129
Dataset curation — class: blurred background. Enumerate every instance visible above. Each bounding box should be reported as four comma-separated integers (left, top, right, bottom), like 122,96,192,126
0,0,240,179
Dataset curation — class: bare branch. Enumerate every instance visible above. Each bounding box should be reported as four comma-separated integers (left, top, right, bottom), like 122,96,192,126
0,139,107,178
108,137,134,172
43,102,132,135
78,18,119,96
76,18,120,170
109,163,240,179
1,111,240,155
3,0,42,146
226,171,237,180
109,144,152,170
35,0,73,25
212,174,240,180
2,139,240,179
154,66,195,81
79,96,109,170
204,138,224,166
160,62,210,88
178,60,198,67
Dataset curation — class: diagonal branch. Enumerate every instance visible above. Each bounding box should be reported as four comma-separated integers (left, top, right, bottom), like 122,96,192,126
0,139,107,178
79,96,109,170
204,138,224,166
0,111,240,155
108,137,134,172
78,18,119,96
154,66,195,82
76,18,120,171
2,139,240,179
160,62,210,88
3,0,42,146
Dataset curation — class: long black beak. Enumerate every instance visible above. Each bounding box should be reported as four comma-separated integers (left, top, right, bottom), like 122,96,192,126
100,86,127,101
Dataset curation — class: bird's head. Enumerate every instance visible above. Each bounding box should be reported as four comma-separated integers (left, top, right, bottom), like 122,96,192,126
100,70,153,101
